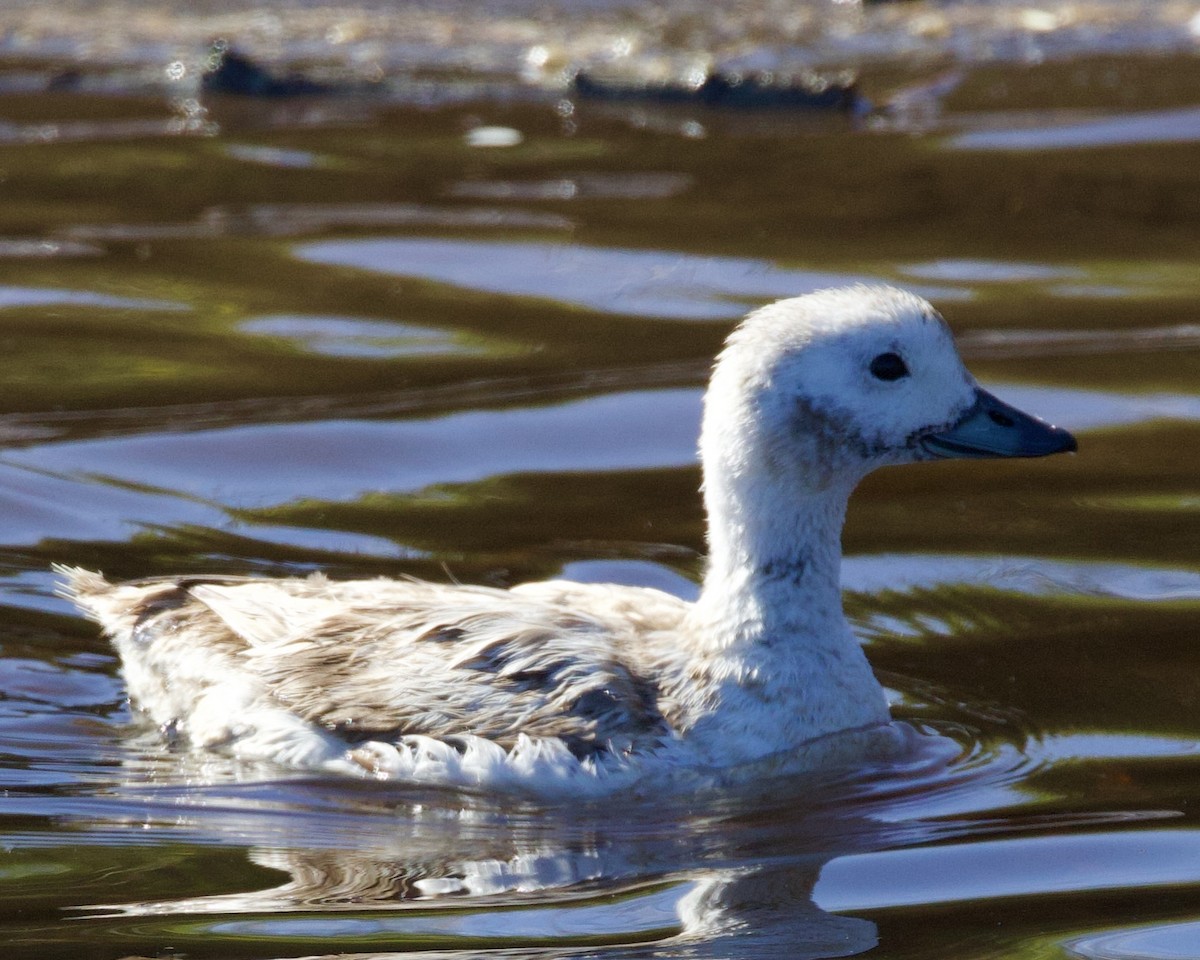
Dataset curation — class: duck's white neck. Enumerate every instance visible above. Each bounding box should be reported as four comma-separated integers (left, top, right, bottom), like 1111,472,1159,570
682,469,890,761
694,471,853,654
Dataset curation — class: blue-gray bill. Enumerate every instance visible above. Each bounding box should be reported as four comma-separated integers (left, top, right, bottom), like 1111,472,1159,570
920,387,1077,459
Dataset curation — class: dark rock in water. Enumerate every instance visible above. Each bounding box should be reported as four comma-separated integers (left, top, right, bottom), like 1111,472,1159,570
202,41,332,97
573,70,866,112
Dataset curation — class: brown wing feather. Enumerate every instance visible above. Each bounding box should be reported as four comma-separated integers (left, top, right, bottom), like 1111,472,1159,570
63,568,689,758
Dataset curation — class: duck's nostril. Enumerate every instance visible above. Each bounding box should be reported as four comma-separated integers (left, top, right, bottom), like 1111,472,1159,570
988,410,1015,428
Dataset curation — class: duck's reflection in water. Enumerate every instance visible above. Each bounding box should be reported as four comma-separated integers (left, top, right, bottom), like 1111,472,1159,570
77,720,983,957
99,846,875,958
84,772,904,959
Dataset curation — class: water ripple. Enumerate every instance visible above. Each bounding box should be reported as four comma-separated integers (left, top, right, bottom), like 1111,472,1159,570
815,828,1200,912
295,237,932,320
1070,920,1200,960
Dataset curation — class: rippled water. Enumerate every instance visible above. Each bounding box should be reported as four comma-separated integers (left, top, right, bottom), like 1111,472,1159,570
1,3,1200,958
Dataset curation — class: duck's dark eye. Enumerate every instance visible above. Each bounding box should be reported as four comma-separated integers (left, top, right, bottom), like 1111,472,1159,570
869,352,909,382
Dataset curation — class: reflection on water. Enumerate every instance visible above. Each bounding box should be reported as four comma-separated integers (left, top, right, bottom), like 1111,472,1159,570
950,105,1200,151
240,315,491,359
0,239,103,259
224,143,327,169
12,709,1175,957
843,554,1200,604
1,389,702,506
1070,920,1200,960
296,239,1200,324
17,727,1028,956
297,237,890,320
0,285,184,311
900,259,1082,283
816,829,1200,911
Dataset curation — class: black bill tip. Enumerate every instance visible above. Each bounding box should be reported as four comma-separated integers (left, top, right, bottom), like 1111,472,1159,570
921,388,1077,460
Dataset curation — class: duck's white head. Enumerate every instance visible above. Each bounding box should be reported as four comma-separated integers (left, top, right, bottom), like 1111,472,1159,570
701,285,1075,498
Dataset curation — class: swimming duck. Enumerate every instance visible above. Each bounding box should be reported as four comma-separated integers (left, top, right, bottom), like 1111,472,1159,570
61,285,1075,791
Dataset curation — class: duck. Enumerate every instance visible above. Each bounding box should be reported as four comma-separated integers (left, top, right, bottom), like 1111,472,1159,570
60,285,1076,793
